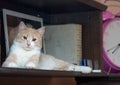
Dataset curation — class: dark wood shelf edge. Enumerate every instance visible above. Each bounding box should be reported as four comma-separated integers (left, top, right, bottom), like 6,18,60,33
77,0,107,11
10,0,107,11
82,73,120,78
2,0,107,14
0,67,119,79
75,73,120,83
0,67,82,77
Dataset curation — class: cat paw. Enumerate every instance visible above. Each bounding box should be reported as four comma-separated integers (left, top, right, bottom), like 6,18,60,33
8,62,18,68
79,66,92,73
69,65,92,73
81,66,92,73
26,62,36,69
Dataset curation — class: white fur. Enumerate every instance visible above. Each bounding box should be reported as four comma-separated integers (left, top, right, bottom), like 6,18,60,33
26,62,36,68
9,41,41,68
68,65,92,73
7,62,18,67
37,57,56,70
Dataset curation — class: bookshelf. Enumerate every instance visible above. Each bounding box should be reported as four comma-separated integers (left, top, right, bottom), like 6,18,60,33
1,0,119,85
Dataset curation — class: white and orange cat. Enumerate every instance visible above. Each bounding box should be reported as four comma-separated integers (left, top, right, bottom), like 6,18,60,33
2,21,92,73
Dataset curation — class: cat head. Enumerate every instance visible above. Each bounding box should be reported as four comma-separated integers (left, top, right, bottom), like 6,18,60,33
14,21,45,51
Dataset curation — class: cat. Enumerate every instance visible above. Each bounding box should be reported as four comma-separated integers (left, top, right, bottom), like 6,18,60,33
2,21,92,73
8,23,33,47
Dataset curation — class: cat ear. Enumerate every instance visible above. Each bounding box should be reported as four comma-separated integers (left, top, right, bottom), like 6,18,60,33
18,21,26,31
38,27,45,37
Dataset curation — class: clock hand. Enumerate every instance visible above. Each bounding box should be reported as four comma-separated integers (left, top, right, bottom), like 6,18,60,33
112,46,120,54
107,44,119,52
107,43,120,54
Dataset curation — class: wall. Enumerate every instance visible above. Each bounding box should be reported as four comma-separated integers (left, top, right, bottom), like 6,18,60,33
95,0,120,15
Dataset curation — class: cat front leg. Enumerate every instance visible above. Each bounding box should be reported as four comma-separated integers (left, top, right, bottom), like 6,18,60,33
2,55,19,68
2,61,18,68
25,55,39,69
6,62,18,68
25,62,36,69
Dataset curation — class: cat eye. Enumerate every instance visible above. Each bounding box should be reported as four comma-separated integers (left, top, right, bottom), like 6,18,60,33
23,36,27,40
32,38,36,41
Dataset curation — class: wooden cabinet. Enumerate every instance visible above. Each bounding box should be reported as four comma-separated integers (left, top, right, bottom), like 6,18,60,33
75,73,120,85
0,0,106,70
1,0,119,85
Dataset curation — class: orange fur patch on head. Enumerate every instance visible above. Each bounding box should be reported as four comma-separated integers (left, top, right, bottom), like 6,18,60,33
15,26,43,48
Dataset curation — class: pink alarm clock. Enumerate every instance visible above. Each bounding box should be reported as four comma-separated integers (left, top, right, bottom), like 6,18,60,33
103,11,120,74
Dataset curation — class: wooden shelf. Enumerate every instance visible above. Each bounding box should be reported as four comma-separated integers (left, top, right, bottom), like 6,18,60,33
0,0,109,80
0,67,107,77
1,67,120,80
1,0,120,85
0,67,82,77
76,74,120,84
81,73,120,78
1,0,107,14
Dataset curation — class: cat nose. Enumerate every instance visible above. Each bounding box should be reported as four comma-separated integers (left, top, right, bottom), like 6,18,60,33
27,43,31,46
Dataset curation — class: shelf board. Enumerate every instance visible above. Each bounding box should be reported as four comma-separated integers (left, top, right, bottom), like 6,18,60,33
0,67,107,77
0,67,82,77
75,73,120,82
81,73,120,78
7,0,107,14
0,68,120,80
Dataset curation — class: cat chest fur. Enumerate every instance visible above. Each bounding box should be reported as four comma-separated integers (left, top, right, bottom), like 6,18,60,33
10,45,40,67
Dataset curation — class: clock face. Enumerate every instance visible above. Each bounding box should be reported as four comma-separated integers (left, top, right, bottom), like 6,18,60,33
103,19,120,67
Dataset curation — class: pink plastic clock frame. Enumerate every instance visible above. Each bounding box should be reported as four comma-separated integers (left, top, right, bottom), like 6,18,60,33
103,11,120,74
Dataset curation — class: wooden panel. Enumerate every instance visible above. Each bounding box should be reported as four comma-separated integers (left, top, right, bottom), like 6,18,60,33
76,76,120,85
44,12,89,25
0,0,42,16
86,81,120,85
51,77,76,85
0,68,82,77
0,77,52,85
87,11,103,69
0,21,1,64
0,77,76,85
5,0,107,14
